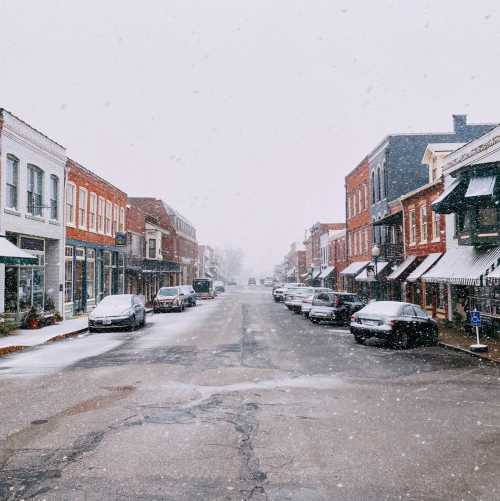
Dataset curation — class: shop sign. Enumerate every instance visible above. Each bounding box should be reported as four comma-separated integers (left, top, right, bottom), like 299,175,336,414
115,232,127,246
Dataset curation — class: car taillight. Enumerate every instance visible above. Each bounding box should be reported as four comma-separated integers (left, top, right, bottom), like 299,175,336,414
351,315,356,323
336,298,341,306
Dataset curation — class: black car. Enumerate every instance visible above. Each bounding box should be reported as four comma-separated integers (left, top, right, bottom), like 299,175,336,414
309,291,358,324
179,285,197,306
350,301,438,349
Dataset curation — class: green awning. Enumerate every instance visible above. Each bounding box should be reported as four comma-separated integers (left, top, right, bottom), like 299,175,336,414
0,237,37,265
432,177,466,214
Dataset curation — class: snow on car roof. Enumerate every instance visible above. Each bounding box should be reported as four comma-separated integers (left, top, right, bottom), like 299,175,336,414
359,301,406,315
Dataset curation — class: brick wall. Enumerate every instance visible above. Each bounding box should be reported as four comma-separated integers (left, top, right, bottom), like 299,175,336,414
66,159,127,245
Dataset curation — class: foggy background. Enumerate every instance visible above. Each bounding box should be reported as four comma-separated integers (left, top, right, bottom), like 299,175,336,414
1,0,500,275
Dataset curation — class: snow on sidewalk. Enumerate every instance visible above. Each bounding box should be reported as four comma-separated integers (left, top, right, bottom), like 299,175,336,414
0,317,88,351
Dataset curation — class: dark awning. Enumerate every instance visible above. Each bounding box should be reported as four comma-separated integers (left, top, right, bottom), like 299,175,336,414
372,211,403,227
0,237,37,265
432,177,467,214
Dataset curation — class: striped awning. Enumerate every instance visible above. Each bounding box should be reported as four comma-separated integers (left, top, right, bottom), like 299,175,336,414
406,253,442,282
319,266,335,279
387,255,418,281
340,260,369,277
355,261,390,282
422,246,500,286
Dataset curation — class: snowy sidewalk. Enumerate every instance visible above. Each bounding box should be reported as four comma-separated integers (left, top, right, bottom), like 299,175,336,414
0,317,88,356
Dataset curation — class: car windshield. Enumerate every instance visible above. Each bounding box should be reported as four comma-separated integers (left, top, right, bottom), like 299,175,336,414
158,288,178,297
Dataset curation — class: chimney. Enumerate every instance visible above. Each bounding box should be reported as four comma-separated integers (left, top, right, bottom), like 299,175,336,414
453,114,467,133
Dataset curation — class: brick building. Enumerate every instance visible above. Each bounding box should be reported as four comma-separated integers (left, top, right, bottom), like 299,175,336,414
64,159,127,317
341,157,371,291
319,229,347,289
284,242,306,282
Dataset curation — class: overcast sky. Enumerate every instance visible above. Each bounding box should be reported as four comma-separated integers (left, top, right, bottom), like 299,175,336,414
2,0,500,275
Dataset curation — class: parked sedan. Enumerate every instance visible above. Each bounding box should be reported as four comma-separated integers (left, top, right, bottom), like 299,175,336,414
350,301,438,349
89,294,146,332
301,288,333,318
179,285,197,306
153,287,186,313
285,287,315,313
309,292,361,325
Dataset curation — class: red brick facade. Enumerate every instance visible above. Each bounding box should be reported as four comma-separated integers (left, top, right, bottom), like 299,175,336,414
66,159,127,244
310,222,345,268
345,157,371,265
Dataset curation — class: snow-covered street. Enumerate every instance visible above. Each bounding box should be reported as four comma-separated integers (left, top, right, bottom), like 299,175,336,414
1,287,500,500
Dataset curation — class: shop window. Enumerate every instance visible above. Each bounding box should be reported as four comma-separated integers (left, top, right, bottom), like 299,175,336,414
6,154,19,210
27,164,44,216
437,284,446,310
50,175,59,220
432,210,440,240
478,207,497,227
103,251,112,297
87,249,95,300
112,204,119,235
149,238,157,259
65,246,74,303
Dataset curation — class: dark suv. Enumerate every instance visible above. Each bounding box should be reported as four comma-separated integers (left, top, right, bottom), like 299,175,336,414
309,292,364,325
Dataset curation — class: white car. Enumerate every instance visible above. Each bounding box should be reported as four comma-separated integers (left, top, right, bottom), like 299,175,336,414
284,287,314,313
301,288,333,318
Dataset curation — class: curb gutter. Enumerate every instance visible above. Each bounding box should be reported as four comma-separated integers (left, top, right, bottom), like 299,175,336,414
438,341,500,365
0,326,88,358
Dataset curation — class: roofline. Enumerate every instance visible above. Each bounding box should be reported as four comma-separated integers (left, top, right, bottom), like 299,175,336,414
345,156,369,180
400,178,443,201
0,108,66,150
67,158,127,197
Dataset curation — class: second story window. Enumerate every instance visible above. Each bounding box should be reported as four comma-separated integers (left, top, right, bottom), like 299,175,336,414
98,197,105,233
78,188,87,229
65,182,76,225
432,209,440,240
409,209,416,245
420,205,428,242
119,207,125,233
27,164,43,216
148,238,156,259
371,172,376,203
105,201,112,235
6,155,19,210
376,167,382,202
89,193,97,231
50,175,59,220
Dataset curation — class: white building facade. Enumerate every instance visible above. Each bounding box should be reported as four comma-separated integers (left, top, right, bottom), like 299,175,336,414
0,109,66,319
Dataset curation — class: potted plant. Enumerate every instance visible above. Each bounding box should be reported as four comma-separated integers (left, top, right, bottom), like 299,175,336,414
23,306,44,329
0,314,17,336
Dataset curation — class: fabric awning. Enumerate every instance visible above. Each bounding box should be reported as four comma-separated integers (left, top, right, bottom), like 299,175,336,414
387,256,418,281
432,177,466,214
372,211,403,227
205,270,213,278
485,264,500,285
0,237,37,265
465,175,496,198
406,253,442,282
301,272,309,278
355,261,390,282
340,260,369,277
311,268,321,280
422,246,500,286
318,266,335,279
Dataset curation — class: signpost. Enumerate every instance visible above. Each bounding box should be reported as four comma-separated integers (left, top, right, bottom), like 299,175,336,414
469,309,488,353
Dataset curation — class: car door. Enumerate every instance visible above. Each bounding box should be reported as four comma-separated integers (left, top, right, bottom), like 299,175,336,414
401,305,417,334
412,305,432,341
133,296,145,322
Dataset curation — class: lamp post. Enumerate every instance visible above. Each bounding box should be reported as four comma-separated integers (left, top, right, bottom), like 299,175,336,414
371,244,381,301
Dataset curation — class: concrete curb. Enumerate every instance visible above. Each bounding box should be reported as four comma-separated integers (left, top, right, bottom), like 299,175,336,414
0,326,89,358
438,341,500,365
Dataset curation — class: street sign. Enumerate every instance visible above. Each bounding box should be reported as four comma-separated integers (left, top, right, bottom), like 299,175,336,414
470,309,481,327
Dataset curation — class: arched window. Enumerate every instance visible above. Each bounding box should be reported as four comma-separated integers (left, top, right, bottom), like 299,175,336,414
382,164,388,198
371,172,376,203
27,164,44,216
377,167,382,201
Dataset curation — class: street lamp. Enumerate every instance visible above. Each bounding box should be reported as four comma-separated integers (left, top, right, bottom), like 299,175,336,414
371,244,381,301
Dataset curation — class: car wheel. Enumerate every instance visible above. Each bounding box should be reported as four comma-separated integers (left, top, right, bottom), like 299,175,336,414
398,331,411,349
303,312,309,319
88,327,95,333
354,335,364,344
129,315,136,331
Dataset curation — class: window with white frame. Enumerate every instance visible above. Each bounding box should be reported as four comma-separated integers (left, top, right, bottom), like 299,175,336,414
409,209,416,245
89,193,97,231
346,197,350,220
27,164,44,216
119,206,125,233
78,188,87,229
50,175,59,220
432,208,440,240
105,201,112,235
65,182,76,225
98,197,105,233
6,154,19,210
420,205,428,242
112,204,119,235
358,188,363,212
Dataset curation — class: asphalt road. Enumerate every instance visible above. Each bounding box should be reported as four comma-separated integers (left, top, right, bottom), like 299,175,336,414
1,287,500,500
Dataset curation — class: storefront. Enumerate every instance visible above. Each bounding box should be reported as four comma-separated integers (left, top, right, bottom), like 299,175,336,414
386,256,418,302
355,260,391,300
64,241,126,318
319,266,335,289
340,261,369,293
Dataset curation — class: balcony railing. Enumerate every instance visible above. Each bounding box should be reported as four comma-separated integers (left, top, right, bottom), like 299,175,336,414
380,243,404,261
126,256,180,273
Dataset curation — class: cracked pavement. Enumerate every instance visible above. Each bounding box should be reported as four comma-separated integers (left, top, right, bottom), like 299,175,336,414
1,287,500,500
